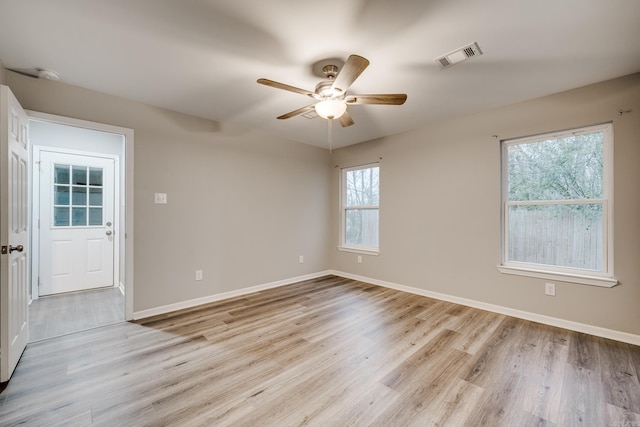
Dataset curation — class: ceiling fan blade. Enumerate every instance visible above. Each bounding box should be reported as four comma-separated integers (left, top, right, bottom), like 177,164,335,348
331,55,370,93
277,104,317,120
257,78,316,98
345,94,407,105
338,110,355,127
6,67,39,78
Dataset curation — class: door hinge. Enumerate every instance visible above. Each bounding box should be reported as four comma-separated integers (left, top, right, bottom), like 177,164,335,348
1,246,7,255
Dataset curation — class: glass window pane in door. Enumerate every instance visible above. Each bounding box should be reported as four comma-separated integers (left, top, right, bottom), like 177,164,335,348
54,185,70,205
54,165,70,184
72,166,87,185
72,207,87,226
72,186,87,205
54,207,70,226
89,168,103,186
89,188,102,206
88,208,102,226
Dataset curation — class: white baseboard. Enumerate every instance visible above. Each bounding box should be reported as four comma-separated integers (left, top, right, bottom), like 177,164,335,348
329,270,640,347
132,271,333,320
132,269,640,346
118,282,125,296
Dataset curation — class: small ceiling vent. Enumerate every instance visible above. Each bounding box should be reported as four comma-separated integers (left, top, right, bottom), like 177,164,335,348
302,110,319,119
435,42,483,69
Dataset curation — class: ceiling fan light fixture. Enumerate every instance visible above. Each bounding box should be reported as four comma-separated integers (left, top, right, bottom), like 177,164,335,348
315,99,347,119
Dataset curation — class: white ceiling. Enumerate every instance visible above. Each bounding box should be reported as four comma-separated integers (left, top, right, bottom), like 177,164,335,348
1,0,639,149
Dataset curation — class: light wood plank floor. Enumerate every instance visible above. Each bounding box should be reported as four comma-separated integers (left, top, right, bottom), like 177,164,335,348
2,275,639,426
29,287,125,342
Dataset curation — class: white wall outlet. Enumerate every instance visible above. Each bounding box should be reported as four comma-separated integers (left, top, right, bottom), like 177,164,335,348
545,282,556,296
299,255,304,264
195,270,203,281
154,193,167,204
357,255,362,264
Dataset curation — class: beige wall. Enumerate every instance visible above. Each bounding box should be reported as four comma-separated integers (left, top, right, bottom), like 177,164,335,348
6,73,332,312
330,73,640,336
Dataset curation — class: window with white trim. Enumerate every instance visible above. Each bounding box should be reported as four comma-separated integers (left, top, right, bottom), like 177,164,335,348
340,163,379,253
500,123,615,286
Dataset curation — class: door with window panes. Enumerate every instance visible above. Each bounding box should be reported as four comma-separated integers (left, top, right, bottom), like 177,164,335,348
39,150,115,295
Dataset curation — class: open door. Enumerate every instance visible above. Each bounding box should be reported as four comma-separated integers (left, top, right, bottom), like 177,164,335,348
0,85,30,382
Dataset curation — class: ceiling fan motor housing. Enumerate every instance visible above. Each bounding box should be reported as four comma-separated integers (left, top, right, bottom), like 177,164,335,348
316,64,343,97
315,81,341,98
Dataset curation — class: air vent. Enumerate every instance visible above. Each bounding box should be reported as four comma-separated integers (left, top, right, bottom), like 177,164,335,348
434,42,483,69
302,110,319,119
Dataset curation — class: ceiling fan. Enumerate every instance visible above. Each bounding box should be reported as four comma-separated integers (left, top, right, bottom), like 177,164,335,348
257,54,407,128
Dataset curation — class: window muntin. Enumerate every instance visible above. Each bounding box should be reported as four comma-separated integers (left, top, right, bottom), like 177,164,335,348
53,164,104,227
341,164,380,251
502,124,613,280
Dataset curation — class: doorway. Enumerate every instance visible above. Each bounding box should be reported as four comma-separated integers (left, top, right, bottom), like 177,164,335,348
28,113,134,341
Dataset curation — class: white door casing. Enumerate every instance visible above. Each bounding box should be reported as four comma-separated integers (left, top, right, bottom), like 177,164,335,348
39,151,116,295
0,86,30,382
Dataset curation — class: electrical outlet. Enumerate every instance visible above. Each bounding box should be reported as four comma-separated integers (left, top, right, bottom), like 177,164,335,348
545,282,556,296
195,270,203,281
299,255,304,264
357,255,362,264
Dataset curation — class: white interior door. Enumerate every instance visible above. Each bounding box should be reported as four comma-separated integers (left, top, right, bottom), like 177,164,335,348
39,151,115,295
0,86,30,382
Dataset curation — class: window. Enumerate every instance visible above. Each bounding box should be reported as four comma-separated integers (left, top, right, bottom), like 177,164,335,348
53,164,104,227
340,163,380,253
499,123,615,287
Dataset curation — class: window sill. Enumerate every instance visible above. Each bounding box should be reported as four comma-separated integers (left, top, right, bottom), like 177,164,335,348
337,246,380,256
497,264,618,288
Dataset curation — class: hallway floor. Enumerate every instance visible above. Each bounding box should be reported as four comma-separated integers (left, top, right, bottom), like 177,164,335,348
29,287,124,342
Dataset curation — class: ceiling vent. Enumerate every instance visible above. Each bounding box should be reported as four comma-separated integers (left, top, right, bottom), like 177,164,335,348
302,110,319,119
435,42,483,69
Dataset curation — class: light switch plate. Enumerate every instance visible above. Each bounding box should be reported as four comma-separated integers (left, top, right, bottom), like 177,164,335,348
154,193,167,204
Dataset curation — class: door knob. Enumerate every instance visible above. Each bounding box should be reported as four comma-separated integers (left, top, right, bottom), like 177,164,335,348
105,230,112,236
9,245,24,253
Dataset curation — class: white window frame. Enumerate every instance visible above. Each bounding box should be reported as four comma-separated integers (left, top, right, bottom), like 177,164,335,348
498,123,616,287
338,163,380,255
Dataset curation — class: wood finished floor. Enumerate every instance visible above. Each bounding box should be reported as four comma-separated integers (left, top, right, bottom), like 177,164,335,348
29,287,125,342
2,275,640,426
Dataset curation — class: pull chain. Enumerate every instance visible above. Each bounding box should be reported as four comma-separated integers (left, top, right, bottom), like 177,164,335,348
328,118,333,154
